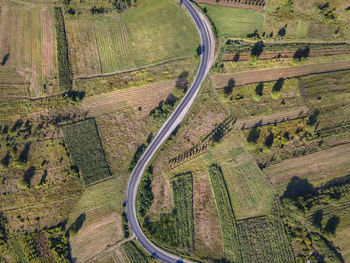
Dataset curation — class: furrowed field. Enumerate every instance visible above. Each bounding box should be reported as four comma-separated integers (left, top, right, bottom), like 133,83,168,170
222,159,274,219
121,241,149,263
207,164,242,263
66,0,199,77
171,173,194,254
62,119,111,185
0,1,59,98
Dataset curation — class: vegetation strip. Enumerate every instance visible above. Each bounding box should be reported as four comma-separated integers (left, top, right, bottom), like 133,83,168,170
54,7,72,92
207,164,242,262
171,173,194,254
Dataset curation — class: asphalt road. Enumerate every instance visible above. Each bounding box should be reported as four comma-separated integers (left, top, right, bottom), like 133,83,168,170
125,0,214,262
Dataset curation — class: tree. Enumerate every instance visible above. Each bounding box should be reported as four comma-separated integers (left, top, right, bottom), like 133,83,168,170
176,72,189,91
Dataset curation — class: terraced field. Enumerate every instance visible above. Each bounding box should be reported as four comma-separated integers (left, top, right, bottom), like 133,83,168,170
82,80,176,117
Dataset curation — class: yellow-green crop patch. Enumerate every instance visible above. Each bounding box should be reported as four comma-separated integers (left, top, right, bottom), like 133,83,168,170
201,4,263,38
62,119,111,185
222,159,274,219
66,0,199,76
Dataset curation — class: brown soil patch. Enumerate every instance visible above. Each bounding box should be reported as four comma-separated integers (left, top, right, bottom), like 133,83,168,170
212,60,350,88
236,106,308,129
40,7,56,81
82,80,176,118
193,172,223,260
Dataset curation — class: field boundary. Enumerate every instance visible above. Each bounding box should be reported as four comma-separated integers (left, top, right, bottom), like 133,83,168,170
73,56,193,81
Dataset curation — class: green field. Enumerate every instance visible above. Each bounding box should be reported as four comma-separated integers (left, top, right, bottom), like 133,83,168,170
222,160,275,219
207,164,242,263
201,4,263,37
62,119,111,185
171,173,194,254
66,0,199,76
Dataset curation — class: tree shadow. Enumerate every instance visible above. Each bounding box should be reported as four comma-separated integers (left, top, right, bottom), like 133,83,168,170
1,53,9,66
23,166,36,187
233,53,240,62
175,71,189,91
283,176,316,197
307,109,320,125
251,41,264,57
293,46,310,60
272,78,284,93
69,213,86,235
264,132,274,147
312,210,323,230
278,24,288,37
224,78,235,95
247,126,260,143
324,215,340,235
255,82,264,96
18,142,31,164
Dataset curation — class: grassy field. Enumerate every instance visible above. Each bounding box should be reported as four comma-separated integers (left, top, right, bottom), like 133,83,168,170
171,173,194,254
66,0,198,77
62,119,111,185
266,143,350,195
0,1,58,98
201,4,263,38
207,164,242,263
222,160,275,219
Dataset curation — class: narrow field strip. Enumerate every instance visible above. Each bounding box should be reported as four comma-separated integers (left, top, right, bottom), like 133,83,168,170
236,106,309,129
212,60,350,88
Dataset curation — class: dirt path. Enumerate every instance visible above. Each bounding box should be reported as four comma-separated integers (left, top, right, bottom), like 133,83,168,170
211,60,350,88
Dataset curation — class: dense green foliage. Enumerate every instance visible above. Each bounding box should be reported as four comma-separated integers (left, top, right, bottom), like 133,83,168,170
171,173,194,254
8,226,70,263
207,164,242,263
121,241,148,263
144,213,176,248
54,7,72,92
0,214,8,260
137,166,154,217
62,119,111,185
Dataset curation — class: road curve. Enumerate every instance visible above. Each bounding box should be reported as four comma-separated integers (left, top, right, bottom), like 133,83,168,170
125,1,214,262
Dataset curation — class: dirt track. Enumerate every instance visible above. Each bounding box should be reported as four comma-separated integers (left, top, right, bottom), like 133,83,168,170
212,60,350,88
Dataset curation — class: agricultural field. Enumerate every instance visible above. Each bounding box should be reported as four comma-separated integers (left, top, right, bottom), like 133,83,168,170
171,173,194,254
62,119,111,185
222,159,274,219
66,0,199,77
207,164,241,263
0,1,60,99
266,143,350,195
201,4,264,37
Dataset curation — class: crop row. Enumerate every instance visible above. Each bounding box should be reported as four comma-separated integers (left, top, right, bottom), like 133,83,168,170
208,164,242,263
121,241,148,263
237,216,274,263
171,173,194,254
62,119,111,185
267,201,295,263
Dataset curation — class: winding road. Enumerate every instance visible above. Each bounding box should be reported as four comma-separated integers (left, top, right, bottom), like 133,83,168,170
125,0,214,262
